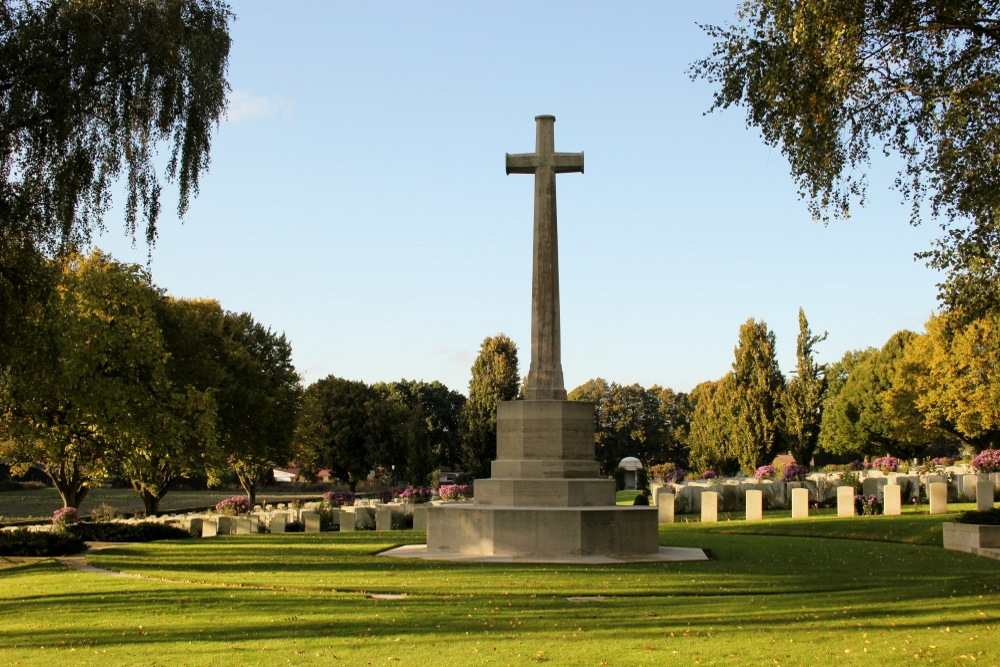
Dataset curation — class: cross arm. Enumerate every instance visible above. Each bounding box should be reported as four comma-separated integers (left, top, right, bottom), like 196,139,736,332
551,152,584,174
506,153,538,174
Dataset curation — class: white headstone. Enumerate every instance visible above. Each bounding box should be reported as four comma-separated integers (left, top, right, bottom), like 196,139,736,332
837,486,855,517
235,517,254,535
929,481,948,514
216,516,235,535
300,509,320,532
745,489,763,521
862,477,886,497
791,488,809,518
376,505,393,531
187,517,204,537
883,483,902,516
201,518,218,538
962,474,980,500
339,507,356,532
657,491,675,524
701,491,718,523
412,505,428,531
270,511,288,533
977,480,995,512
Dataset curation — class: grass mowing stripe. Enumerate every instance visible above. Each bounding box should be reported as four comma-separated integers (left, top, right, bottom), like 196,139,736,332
1,518,997,665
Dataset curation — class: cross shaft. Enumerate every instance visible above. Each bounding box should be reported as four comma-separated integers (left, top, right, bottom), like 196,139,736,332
505,115,583,401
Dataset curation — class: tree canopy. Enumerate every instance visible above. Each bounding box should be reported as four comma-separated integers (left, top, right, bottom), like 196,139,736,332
0,0,233,359
568,379,690,474
0,250,170,507
692,1,1000,314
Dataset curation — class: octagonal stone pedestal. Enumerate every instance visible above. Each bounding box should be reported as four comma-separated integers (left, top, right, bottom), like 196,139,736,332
425,503,658,558
399,400,689,562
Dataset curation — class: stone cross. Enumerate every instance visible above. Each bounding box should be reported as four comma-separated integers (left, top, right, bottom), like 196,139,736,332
506,115,583,400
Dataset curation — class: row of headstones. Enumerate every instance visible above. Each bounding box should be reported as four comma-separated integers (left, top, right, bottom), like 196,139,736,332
165,504,431,537
651,471,1000,512
655,480,997,524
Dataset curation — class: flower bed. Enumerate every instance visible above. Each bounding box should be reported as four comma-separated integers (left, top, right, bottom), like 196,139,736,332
972,449,1000,473
438,484,473,501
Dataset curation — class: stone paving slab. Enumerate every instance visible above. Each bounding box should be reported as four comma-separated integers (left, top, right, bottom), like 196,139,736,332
379,544,709,564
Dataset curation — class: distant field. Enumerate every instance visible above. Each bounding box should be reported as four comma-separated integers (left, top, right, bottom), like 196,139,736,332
0,487,339,522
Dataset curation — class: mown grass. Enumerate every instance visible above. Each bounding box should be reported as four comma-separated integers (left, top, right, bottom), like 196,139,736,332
1,512,997,665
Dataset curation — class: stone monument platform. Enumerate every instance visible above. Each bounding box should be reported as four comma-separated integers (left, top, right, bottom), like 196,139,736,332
420,400,664,559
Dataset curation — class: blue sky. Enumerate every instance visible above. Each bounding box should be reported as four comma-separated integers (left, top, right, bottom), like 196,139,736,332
94,1,942,396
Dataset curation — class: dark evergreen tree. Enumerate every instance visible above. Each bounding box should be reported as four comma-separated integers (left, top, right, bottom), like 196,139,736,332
459,334,519,479
783,308,827,465
730,319,786,474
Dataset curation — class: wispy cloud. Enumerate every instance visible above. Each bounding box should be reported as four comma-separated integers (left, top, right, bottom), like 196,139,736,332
225,89,293,123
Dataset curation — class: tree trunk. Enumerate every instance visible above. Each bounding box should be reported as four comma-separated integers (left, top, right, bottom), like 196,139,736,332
47,461,89,508
236,466,263,507
141,488,161,516
55,481,89,509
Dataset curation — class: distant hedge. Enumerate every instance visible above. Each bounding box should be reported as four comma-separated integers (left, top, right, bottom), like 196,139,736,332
0,529,85,557
68,522,192,542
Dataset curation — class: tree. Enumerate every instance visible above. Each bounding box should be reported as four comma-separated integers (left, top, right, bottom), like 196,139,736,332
0,0,233,361
294,377,374,492
568,379,674,474
686,376,738,474
115,297,222,515
783,308,827,465
459,334,519,479
218,312,301,505
730,318,786,473
897,312,1000,450
692,1,1000,313
373,380,466,484
653,386,693,470
0,251,169,508
819,332,938,458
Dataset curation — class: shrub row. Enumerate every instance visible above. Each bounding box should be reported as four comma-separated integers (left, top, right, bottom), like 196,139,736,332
0,529,85,557
67,522,192,542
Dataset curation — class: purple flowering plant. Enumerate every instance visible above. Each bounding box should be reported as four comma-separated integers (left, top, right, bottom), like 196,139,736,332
782,464,809,482
700,470,717,480
322,490,356,507
664,468,686,484
855,493,883,516
972,449,1000,473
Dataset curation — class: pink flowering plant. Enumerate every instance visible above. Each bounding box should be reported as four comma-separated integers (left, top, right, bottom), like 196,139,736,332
931,456,954,466
782,464,809,482
972,449,1000,473
393,487,432,503
52,507,78,531
214,495,251,516
700,470,717,480
438,484,473,501
754,465,776,481
872,456,901,473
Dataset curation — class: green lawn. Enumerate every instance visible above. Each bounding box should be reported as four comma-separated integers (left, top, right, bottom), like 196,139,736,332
1,512,997,665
